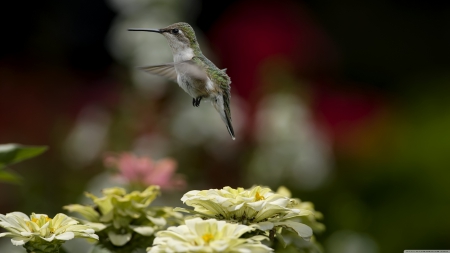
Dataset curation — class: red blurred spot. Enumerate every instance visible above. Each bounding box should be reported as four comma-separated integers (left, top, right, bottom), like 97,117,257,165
210,0,336,101
312,80,391,158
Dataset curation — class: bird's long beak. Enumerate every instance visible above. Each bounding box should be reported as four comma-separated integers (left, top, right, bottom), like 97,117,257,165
128,28,161,33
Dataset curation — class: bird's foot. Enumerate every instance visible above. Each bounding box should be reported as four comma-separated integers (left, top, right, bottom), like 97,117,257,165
193,97,202,107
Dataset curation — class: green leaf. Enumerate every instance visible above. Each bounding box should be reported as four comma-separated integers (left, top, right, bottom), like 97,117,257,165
250,221,274,231
274,221,312,241
0,144,48,169
276,231,287,248
0,170,22,184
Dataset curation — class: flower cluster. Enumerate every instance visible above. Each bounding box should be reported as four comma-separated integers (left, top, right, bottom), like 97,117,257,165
1,184,323,253
0,212,97,253
64,186,182,253
176,186,317,241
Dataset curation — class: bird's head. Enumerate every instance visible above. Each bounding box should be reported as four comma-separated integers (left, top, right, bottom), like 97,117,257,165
129,22,200,58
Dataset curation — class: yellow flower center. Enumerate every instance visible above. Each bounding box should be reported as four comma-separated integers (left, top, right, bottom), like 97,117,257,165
255,191,265,201
27,217,52,232
31,217,52,223
202,233,214,244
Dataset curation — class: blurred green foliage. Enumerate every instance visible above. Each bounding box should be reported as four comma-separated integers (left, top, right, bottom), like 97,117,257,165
0,144,47,184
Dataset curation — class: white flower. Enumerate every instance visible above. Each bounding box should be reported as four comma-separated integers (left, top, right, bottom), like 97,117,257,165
176,186,313,240
148,218,273,253
0,212,98,247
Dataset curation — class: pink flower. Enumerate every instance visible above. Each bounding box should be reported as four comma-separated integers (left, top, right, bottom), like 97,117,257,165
104,153,186,190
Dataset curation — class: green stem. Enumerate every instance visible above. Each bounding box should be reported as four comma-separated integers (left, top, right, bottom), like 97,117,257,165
25,249,60,253
24,242,62,253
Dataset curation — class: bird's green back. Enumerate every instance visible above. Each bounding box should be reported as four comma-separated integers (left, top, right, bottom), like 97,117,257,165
192,54,232,119
192,55,231,88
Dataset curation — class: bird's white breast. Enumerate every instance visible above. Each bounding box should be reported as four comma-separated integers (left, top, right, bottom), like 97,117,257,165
173,46,194,62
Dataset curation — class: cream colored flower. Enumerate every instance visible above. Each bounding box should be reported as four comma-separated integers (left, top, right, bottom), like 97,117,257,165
148,218,273,253
0,212,97,249
177,186,314,240
64,186,162,242
64,186,183,252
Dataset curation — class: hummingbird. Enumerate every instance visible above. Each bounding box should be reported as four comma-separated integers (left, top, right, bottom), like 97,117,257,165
128,22,235,140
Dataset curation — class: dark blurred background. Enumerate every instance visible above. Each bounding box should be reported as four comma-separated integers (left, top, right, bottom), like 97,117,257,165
1,0,450,252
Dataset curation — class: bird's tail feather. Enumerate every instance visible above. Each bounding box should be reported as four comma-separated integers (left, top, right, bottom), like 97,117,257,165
213,96,235,140
224,109,235,140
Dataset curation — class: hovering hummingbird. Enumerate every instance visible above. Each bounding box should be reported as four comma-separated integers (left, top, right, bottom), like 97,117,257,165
128,22,235,140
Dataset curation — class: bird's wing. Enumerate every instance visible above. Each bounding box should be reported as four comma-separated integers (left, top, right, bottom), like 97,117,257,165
138,63,178,82
174,60,209,81
138,60,208,82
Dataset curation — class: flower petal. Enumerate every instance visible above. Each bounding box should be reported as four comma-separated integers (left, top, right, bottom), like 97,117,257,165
0,232,12,237
11,237,30,246
107,231,131,246
20,231,34,237
63,205,100,222
132,226,154,236
148,217,166,226
82,222,108,231
40,234,56,242
56,232,75,240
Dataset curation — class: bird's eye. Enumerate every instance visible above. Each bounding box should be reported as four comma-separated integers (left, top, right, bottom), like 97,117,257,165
172,29,179,34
